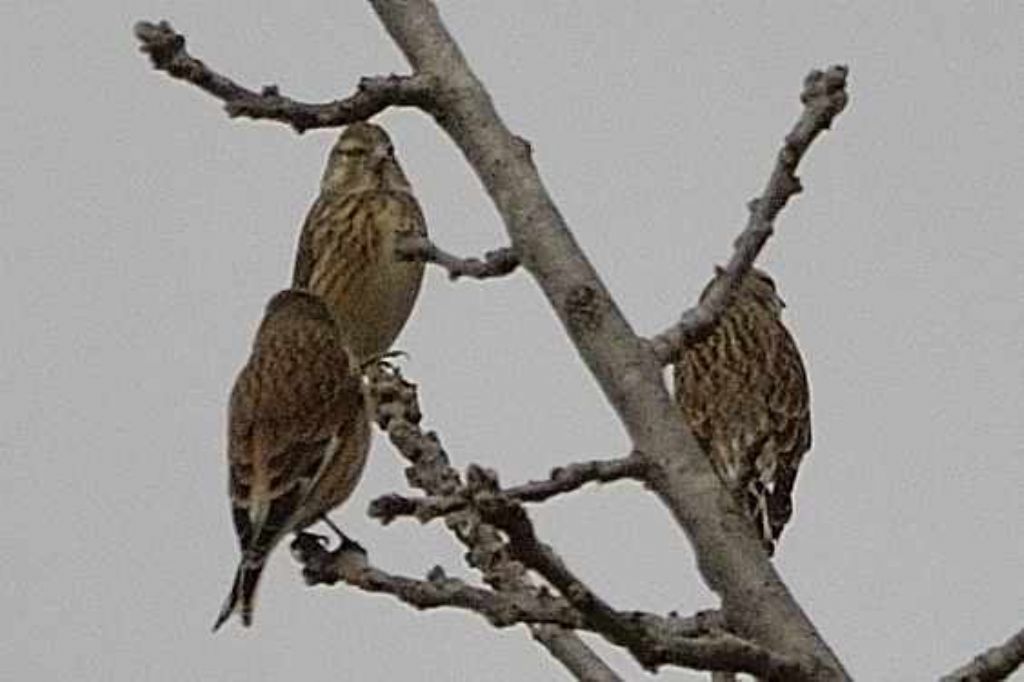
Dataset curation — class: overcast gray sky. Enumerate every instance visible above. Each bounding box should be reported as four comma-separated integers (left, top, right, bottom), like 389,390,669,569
3,2,1023,680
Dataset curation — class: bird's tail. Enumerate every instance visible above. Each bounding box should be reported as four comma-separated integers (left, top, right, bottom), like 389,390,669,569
212,557,266,632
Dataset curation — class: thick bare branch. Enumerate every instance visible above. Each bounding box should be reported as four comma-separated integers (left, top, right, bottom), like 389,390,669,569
365,1,850,677
649,65,849,365
132,20,436,132
365,364,622,681
940,625,1024,682
369,452,646,524
396,234,520,281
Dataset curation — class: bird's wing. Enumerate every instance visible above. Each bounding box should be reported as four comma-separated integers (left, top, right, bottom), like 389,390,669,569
290,405,372,531
389,190,428,238
226,325,362,555
764,323,812,538
291,194,331,290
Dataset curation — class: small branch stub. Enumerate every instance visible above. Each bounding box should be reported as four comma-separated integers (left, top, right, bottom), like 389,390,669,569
396,234,520,281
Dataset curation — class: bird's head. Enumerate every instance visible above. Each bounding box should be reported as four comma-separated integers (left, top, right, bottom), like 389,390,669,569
320,122,410,194
703,266,786,316
259,289,360,365
261,289,333,325
738,267,786,315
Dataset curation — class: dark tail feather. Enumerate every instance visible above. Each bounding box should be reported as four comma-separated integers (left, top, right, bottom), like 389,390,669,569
212,558,266,632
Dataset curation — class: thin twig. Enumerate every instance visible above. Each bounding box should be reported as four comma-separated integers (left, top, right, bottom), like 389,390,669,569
649,65,849,365
369,452,646,524
132,20,436,132
396,235,519,281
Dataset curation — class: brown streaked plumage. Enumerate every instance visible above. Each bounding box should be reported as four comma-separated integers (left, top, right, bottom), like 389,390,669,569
213,289,371,631
673,268,811,555
292,122,427,362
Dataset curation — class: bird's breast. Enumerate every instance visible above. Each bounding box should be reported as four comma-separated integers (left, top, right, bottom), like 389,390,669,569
307,192,425,360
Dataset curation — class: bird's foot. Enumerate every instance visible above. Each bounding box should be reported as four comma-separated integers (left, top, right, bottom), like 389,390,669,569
318,516,366,555
290,531,329,563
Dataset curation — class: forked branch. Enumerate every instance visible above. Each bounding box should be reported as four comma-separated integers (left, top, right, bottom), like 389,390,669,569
362,364,622,681
649,65,848,364
476,489,817,680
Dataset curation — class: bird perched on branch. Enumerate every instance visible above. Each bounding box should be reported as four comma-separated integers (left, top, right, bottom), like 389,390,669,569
213,289,370,631
292,121,427,362
673,268,811,555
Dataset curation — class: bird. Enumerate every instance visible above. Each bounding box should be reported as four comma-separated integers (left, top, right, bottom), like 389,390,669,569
292,121,427,363
213,288,371,631
673,267,811,555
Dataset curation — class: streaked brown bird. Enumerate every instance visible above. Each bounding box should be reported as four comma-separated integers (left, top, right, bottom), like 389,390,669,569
213,289,371,631
292,121,427,362
673,268,811,555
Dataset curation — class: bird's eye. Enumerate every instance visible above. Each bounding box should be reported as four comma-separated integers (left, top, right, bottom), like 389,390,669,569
385,144,395,156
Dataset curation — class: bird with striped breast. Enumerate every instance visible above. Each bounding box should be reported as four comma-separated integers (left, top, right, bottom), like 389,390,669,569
292,122,427,363
674,268,812,555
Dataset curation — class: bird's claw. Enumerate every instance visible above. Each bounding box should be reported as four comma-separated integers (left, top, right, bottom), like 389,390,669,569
290,532,329,563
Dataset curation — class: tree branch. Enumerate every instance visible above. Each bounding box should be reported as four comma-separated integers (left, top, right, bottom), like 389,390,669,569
290,531,777,680
365,364,622,681
648,65,849,365
289,534,583,629
529,626,624,682
133,5,850,678
940,624,1024,682
365,369,801,678
132,20,436,132
365,1,851,677
396,234,520,281
476,491,816,681
369,452,646,524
